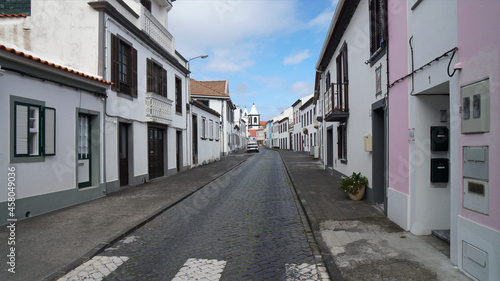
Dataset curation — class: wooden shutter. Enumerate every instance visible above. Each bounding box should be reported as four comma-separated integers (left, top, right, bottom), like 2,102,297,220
147,58,153,93
131,47,138,98
162,68,168,97
15,104,29,155
44,107,56,155
111,34,120,90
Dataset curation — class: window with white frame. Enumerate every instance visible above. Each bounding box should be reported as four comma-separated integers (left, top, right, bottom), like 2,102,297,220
209,119,214,140
215,121,220,141
12,98,56,161
201,117,207,139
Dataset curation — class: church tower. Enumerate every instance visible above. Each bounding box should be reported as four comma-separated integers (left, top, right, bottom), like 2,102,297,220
248,103,260,129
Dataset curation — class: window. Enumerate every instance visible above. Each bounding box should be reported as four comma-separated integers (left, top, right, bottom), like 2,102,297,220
336,43,349,110
13,99,56,160
201,117,206,139
337,122,347,161
111,34,137,97
141,0,152,12
326,71,331,90
215,122,220,141
209,119,214,140
0,0,31,15
369,0,387,55
175,76,182,114
199,99,209,107
147,58,167,97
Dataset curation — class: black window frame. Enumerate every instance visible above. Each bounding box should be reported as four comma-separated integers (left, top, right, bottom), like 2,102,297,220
175,76,182,114
337,122,347,162
369,0,387,56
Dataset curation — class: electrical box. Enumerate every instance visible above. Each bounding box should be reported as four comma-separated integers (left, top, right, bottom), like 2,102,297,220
463,146,489,215
463,146,489,180
463,241,488,281
461,79,490,134
430,126,448,151
364,134,372,152
463,178,489,215
431,158,449,183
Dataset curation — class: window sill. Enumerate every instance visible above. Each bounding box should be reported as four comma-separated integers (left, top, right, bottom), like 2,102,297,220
368,46,386,67
340,159,348,164
117,92,134,101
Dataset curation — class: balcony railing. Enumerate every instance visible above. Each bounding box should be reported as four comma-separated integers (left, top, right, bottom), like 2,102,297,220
141,8,174,54
324,82,349,122
145,92,173,125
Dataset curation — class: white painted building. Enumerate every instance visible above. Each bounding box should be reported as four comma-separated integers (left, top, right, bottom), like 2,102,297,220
190,79,235,156
190,99,221,166
299,97,318,156
0,0,192,194
0,45,111,224
315,0,388,206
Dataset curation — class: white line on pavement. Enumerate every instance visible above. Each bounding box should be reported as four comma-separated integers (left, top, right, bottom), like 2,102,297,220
172,258,227,281
56,256,129,281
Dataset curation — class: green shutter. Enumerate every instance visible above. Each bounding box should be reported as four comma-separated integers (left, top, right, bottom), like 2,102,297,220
44,107,56,155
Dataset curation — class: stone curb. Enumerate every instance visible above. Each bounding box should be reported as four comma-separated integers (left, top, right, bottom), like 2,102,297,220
43,158,249,281
278,151,344,281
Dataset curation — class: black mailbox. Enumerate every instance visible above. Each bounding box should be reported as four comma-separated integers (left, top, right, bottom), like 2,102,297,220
431,158,449,183
431,126,449,151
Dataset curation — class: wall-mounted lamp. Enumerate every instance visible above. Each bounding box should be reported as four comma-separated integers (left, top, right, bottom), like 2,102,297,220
454,62,463,70
0,65,5,77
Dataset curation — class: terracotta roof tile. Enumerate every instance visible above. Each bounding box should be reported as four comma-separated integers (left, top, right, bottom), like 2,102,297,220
190,79,229,98
0,14,28,18
0,45,112,85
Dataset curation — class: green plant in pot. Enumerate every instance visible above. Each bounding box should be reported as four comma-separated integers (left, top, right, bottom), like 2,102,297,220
339,172,368,201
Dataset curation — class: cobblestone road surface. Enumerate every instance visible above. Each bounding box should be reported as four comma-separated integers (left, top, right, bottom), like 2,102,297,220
58,149,329,280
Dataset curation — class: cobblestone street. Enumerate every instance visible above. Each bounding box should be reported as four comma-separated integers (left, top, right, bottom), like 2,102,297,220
58,149,329,280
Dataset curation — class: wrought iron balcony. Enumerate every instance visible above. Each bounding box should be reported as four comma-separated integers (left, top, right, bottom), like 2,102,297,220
145,92,173,125
141,7,174,54
324,82,349,122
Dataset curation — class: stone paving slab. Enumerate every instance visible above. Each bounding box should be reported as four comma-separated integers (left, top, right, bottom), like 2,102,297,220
278,149,471,281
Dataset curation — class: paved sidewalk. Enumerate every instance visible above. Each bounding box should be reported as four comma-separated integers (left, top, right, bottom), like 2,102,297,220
279,149,471,281
0,152,250,281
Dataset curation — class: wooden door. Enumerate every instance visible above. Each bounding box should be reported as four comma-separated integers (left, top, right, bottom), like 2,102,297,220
148,127,164,179
119,123,129,186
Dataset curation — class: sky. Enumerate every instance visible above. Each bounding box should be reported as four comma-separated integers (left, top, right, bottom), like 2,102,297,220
169,0,338,121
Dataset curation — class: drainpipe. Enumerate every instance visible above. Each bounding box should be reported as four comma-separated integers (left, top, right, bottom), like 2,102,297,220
384,32,390,215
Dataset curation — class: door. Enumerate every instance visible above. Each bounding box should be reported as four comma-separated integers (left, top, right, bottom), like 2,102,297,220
148,127,164,179
176,131,182,172
372,105,386,212
78,114,91,188
119,123,129,186
327,128,333,167
192,115,198,165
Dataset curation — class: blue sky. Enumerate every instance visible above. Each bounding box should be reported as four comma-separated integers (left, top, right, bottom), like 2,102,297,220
169,0,338,121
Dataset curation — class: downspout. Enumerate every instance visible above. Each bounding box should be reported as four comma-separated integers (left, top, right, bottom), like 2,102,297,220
100,10,107,193
409,36,414,95
384,31,390,215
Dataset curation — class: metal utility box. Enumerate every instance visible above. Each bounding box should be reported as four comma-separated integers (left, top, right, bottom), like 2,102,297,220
364,134,372,152
463,146,489,180
463,146,489,215
431,158,449,183
461,79,490,134
430,126,448,151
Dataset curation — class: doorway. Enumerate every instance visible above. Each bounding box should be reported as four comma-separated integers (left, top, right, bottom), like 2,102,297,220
78,114,91,188
119,123,129,186
148,127,164,179
176,130,183,172
372,100,387,212
327,127,333,167
192,115,198,165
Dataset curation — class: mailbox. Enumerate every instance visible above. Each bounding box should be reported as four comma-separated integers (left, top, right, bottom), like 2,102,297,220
430,126,448,151
431,158,449,183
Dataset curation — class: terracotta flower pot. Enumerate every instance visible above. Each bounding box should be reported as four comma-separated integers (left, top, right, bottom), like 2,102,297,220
348,185,365,201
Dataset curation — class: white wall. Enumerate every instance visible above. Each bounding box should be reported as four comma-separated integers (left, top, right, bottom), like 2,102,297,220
322,0,387,185
0,70,104,200
192,105,220,165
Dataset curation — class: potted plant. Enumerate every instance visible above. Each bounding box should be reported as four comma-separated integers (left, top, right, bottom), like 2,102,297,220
339,172,368,201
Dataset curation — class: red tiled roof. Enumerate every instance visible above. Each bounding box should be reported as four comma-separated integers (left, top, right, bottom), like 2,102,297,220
0,14,28,18
249,129,257,137
190,79,229,98
0,45,113,85
260,121,267,127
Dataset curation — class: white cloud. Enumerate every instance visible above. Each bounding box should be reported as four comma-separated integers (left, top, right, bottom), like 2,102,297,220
288,81,314,97
283,50,311,65
307,0,338,29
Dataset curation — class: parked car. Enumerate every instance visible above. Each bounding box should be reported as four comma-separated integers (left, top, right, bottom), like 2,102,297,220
247,142,259,153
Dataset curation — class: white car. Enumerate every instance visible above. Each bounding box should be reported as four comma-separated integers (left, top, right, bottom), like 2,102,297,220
247,142,259,153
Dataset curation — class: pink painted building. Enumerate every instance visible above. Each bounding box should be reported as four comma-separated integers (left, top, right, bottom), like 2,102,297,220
388,1,499,280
